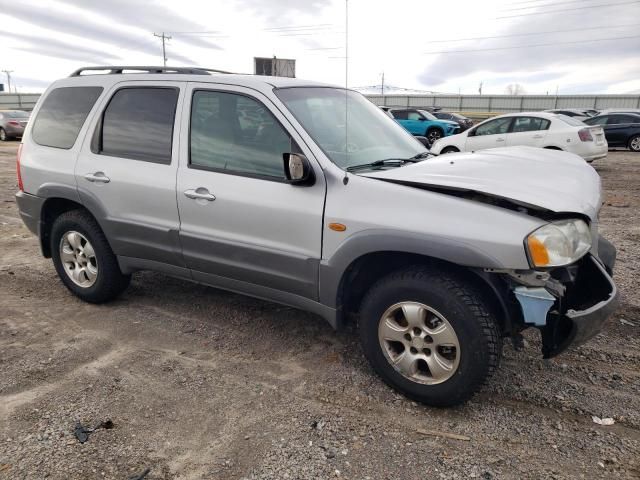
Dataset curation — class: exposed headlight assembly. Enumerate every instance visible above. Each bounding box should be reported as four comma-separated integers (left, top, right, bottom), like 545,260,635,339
526,219,592,267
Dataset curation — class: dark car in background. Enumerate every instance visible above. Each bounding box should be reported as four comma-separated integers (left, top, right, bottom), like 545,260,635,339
0,110,30,141
584,112,640,152
433,111,474,132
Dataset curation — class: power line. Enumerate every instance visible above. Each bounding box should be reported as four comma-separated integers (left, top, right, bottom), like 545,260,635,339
422,34,640,54
425,23,640,43
503,0,619,11
497,0,640,19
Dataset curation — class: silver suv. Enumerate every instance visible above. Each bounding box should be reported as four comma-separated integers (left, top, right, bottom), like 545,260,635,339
15,66,618,406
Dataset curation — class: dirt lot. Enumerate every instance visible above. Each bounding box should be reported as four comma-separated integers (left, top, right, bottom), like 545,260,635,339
0,142,638,480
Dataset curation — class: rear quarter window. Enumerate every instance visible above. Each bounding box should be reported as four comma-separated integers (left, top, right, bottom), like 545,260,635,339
31,86,103,149
556,114,585,127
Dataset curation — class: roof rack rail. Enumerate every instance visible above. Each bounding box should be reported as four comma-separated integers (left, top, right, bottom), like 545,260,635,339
69,66,234,77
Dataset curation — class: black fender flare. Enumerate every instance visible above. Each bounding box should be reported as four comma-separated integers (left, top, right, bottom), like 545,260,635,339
318,229,504,308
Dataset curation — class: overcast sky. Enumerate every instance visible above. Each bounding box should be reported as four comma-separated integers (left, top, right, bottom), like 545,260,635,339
0,0,638,94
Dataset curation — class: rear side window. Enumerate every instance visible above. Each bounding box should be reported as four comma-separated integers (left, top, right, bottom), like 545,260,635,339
512,117,550,132
392,110,408,120
557,114,586,127
97,87,178,164
32,86,103,149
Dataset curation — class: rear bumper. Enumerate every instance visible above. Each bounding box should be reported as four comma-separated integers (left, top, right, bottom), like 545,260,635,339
3,125,25,137
15,190,44,236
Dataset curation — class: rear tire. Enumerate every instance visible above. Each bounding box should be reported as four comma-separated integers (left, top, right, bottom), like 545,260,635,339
629,135,640,152
359,267,501,407
51,209,130,303
441,146,459,154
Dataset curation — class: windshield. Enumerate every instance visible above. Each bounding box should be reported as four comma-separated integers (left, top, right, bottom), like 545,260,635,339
418,110,438,121
275,87,424,170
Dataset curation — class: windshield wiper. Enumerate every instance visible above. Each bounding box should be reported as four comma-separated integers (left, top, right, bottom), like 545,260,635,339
346,152,434,172
346,158,407,172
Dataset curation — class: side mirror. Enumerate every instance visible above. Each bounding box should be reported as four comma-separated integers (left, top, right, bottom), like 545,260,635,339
414,136,432,149
283,153,314,185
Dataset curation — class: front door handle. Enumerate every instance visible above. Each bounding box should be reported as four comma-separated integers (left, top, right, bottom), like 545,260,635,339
84,172,110,183
533,134,543,139
496,138,505,142
184,188,216,201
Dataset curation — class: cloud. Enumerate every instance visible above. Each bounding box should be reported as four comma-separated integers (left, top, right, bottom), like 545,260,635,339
234,0,331,20
417,3,640,90
56,0,223,50
0,31,120,63
1,1,198,64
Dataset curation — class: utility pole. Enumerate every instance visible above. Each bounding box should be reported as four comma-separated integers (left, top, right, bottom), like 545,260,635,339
153,32,171,66
2,70,14,93
380,72,384,95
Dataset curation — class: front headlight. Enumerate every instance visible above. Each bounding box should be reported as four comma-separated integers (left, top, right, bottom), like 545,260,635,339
526,219,592,267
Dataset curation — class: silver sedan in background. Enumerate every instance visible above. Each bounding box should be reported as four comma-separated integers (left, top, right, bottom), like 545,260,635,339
0,110,30,141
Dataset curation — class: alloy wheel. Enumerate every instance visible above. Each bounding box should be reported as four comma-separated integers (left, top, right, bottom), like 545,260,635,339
378,302,460,385
59,231,98,287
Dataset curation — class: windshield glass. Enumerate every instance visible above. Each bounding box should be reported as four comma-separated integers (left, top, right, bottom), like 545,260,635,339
275,87,424,170
418,110,437,121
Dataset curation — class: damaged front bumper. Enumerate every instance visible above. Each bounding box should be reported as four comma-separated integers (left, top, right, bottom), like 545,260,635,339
509,237,618,358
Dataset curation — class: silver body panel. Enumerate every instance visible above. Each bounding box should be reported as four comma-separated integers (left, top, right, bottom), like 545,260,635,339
17,72,608,326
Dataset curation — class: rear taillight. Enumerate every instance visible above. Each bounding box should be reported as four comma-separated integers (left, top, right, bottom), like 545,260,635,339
8,120,20,126
16,143,24,191
578,128,593,142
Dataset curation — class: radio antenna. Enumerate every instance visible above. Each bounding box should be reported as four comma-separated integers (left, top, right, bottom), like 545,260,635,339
343,0,350,183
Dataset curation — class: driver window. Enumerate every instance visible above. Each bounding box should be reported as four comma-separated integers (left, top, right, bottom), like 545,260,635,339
407,111,422,121
190,90,292,178
474,117,512,136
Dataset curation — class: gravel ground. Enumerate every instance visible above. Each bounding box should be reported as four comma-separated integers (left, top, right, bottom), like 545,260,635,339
0,142,638,479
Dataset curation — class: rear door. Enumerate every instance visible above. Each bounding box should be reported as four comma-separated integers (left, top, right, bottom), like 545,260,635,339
606,115,637,146
465,116,513,151
75,81,186,269
176,83,326,300
505,116,550,148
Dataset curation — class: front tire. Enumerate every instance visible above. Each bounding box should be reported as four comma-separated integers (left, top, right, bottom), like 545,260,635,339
629,135,640,152
359,267,501,407
0,128,8,141
426,128,443,144
51,210,130,303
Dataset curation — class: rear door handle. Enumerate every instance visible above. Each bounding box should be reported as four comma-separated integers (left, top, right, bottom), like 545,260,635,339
496,138,505,142
184,188,216,201
84,172,110,183
533,134,543,139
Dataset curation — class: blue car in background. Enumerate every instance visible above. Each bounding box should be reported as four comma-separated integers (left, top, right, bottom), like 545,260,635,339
389,108,460,143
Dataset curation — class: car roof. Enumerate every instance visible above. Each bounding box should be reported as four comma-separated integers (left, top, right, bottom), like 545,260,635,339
496,111,558,119
47,67,336,96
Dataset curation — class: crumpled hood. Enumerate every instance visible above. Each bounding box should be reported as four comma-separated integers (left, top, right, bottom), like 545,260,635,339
362,146,602,219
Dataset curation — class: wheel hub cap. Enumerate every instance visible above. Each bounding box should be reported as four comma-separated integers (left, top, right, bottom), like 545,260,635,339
378,302,460,385
59,231,98,287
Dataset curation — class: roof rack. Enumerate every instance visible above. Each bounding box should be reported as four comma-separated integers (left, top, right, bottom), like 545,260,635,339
69,66,234,77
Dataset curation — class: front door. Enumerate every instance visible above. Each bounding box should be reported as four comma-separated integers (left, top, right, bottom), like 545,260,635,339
75,81,185,267
176,84,326,300
466,116,513,151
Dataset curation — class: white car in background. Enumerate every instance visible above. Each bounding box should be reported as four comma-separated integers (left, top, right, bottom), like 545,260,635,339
430,112,608,162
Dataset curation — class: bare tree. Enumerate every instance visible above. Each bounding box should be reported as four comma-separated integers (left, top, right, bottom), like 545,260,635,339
504,83,526,95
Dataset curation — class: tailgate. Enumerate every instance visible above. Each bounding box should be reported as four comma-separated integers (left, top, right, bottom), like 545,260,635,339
588,126,606,146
